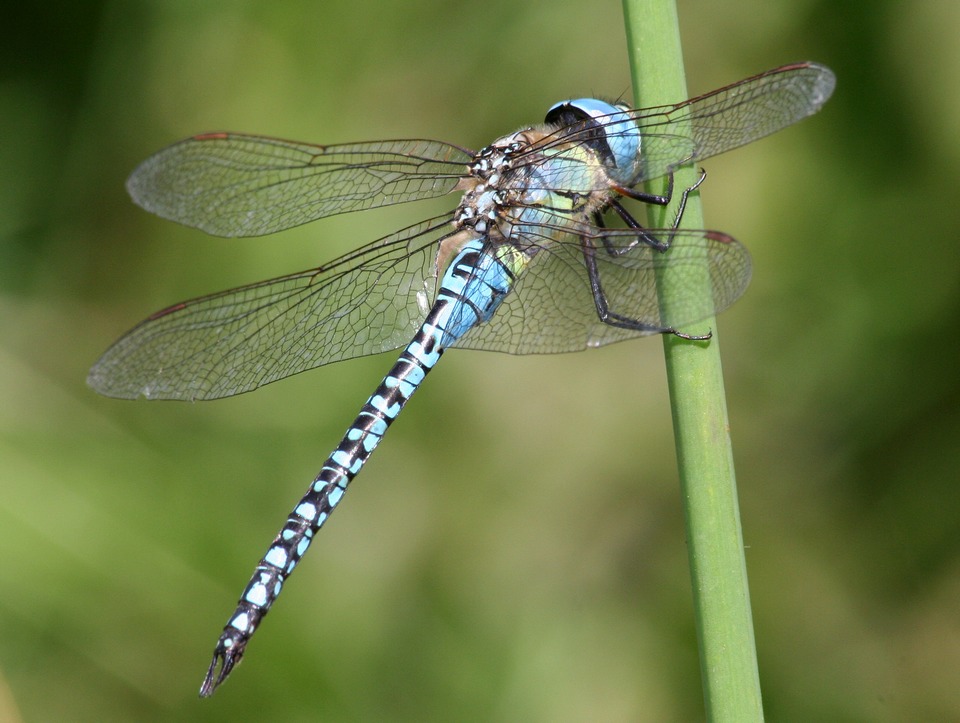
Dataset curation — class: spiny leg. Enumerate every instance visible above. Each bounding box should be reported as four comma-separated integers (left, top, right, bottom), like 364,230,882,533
606,199,668,252
612,168,675,207
604,168,708,256
583,168,711,340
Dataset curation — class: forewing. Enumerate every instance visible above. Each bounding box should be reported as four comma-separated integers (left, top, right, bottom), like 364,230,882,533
527,62,835,187
455,225,751,354
126,134,472,237
630,62,835,181
88,217,452,400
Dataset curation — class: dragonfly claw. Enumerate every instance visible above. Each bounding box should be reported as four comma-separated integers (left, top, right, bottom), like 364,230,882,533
670,327,713,342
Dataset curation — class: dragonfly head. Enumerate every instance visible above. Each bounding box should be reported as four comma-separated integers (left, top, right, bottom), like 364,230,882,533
544,98,641,185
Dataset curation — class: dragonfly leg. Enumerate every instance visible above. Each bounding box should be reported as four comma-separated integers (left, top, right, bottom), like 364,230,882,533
613,170,674,206
605,200,668,253
584,167,713,341
669,167,707,230
581,234,675,336
615,166,706,227
600,168,708,256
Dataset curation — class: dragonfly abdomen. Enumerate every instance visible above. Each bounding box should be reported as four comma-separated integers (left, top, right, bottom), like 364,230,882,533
201,237,518,695
199,346,432,695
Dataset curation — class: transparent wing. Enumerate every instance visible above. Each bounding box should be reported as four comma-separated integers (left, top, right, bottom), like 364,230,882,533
126,134,472,237
88,216,453,400
455,224,751,354
528,62,835,187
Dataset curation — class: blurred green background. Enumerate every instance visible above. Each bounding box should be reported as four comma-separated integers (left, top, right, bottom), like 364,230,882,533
2,0,959,720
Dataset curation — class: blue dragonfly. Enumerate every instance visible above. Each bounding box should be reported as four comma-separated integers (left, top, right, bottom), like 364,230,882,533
88,61,834,696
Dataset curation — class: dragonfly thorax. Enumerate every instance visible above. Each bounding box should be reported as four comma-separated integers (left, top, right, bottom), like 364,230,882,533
455,131,533,235
454,125,611,244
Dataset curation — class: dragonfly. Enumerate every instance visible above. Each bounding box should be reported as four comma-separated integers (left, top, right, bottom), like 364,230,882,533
88,61,834,696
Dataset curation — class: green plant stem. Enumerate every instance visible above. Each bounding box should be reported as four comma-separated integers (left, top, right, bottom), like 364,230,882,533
620,1,764,720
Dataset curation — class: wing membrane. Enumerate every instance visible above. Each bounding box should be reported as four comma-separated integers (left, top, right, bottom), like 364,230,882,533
455,224,751,354
126,135,472,237
88,216,453,400
527,62,835,188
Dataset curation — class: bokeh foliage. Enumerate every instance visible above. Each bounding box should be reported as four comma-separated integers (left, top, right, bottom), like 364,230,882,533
2,1,958,720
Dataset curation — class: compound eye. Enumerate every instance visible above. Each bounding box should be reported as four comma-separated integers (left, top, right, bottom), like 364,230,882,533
544,101,593,127
543,103,590,126
544,99,619,167
545,98,623,126
543,98,640,182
